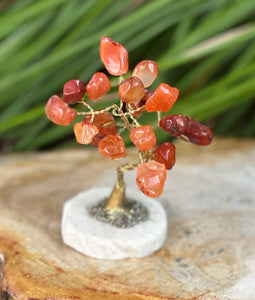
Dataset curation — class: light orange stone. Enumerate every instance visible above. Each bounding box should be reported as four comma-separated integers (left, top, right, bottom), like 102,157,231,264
145,83,179,112
98,134,126,159
119,76,144,103
132,60,159,88
100,36,128,76
74,122,98,144
86,72,111,101
136,160,167,198
130,125,156,151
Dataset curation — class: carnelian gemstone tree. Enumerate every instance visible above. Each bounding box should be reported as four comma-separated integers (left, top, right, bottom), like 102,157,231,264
45,36,213,199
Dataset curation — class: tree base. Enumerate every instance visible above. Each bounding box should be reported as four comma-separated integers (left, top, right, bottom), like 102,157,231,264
61,187,167,260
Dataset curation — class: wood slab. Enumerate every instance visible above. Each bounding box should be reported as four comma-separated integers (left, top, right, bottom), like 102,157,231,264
0,139,255,300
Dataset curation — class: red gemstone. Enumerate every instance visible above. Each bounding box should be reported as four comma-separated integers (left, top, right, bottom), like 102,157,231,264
143,90,155,102
63,79,85,104
100,36,128,76
159,114,188,137
119,76,144,103
83,111,117,145
153,142,176,170
130,125,156,151
90,134,104,146
74,122,99,144
45,95,77,125
183,117,213,146
136,160,166,198
133,60,159,88
98,134,126,159
145,83,179,112
125,90,154,118
86,72,111,101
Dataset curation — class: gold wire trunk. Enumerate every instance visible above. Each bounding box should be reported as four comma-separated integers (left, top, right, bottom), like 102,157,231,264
103,163,137,211
103,166,126,211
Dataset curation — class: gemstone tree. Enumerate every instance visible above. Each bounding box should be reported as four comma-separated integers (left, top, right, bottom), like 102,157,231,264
45,36,213,212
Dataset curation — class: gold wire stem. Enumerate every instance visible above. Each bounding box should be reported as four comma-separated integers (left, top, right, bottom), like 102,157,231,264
103,163,138,211
157,111,161,123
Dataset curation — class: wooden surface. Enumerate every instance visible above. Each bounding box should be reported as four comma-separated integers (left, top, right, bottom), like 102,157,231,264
0,139,255,300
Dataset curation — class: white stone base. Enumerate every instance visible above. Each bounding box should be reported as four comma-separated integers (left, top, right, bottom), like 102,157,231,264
61,187,167,260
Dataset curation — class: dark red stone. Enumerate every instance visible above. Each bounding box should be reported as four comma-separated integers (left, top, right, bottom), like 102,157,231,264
160,114,188,137
183,117,213,146
153,142,176,170
63,79,86,104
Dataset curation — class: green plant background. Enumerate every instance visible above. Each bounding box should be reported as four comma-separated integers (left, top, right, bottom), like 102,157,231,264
0,0,255,152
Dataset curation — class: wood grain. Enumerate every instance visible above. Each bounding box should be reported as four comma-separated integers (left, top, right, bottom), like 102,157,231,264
0,138,255,299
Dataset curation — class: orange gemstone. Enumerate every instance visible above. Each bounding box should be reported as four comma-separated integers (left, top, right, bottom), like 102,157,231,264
153,142,176,170
83,111,117,145
136,161,166,198
130,125,156,151
74,122,98,144
63,79,85,104
98,134,126,159
45,95,77,125
119,76,144,103
100,36,128,76
132,60,159,88
145,83,179,112
86,72,111,101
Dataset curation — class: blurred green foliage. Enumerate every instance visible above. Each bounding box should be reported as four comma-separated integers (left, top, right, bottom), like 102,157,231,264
0,0,255,151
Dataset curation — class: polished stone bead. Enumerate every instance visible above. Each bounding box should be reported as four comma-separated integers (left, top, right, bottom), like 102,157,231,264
98,135,127,159
130,125,156,151
83,111,117,146
132,60,159,88
63,79,85,104
100,36,128,76
183,117,213,146
86,72,111,101
159,114,188,137
119,76,144,104
136,161,166,198
74,122,99,144
153,142,176,170
145,83,179,112
45,95,77,125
